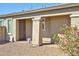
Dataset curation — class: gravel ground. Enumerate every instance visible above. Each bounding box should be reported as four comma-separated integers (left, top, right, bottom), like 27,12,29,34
0,41,68,56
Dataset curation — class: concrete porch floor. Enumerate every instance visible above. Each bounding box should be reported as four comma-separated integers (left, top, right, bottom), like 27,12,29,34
0,41,69,56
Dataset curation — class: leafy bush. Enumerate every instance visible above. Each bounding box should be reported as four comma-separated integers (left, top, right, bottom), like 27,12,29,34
52,34,60,44
64,34,79,56
52,25,79,56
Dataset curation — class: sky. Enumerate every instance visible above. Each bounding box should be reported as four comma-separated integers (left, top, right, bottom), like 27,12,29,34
0,3,60,15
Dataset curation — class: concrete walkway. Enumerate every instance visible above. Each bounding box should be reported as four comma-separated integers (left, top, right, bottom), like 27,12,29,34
0,41,68,56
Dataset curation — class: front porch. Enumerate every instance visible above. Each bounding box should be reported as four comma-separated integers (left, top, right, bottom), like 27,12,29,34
13,14,71,46
17,19,32,41
13,17,43,46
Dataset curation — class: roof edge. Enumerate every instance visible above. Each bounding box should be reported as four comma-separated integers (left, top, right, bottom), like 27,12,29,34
0,3,79,18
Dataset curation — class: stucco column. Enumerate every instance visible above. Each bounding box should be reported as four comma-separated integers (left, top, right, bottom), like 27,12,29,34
13,19,19,42
32,17,42,46
70,13,79,29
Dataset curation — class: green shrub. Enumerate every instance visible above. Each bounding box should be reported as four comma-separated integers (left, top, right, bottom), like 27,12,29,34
52,25,79,56
52,34,60,44
59,25,79,56
65,34,79,56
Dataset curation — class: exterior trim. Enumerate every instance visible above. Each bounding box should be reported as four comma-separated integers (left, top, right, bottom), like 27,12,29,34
70,14,79,18
0,3,79,18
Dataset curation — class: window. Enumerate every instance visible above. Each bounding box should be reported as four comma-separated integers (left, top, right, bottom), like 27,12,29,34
8,19,13,33
42,18,46,31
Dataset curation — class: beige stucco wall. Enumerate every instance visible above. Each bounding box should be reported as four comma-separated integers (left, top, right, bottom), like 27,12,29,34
50,15,70,36
70,17,79,28
25,19,32,39
71,18,79,26
41,15,70,43
13,19,19,41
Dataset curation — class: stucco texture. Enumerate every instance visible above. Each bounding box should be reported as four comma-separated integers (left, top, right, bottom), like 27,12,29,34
41,15,70,43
